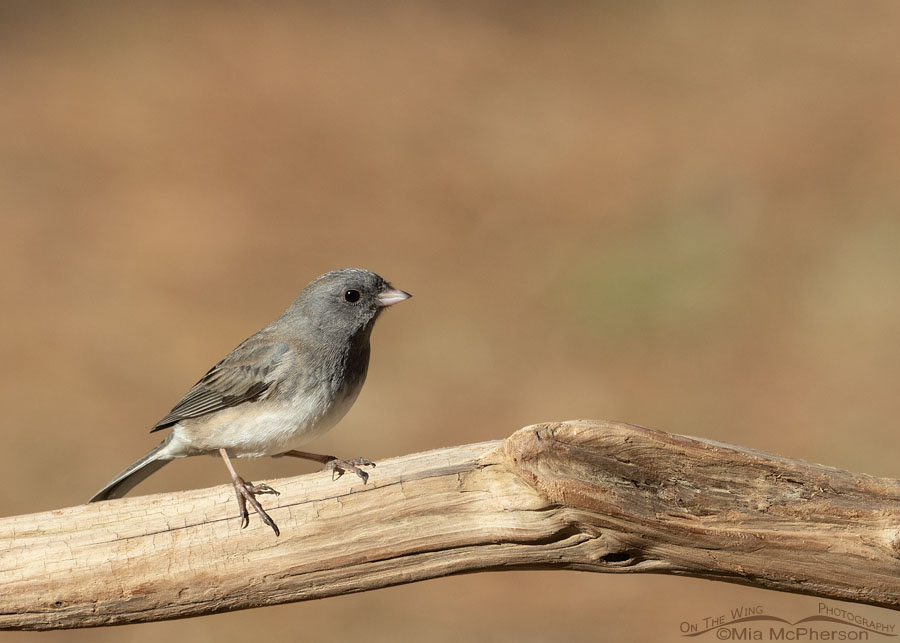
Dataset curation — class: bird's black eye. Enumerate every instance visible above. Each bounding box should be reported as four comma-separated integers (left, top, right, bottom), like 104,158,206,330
344,289,360,303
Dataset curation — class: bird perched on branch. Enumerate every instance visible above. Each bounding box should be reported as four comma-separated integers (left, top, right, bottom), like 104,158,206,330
89,268,411,536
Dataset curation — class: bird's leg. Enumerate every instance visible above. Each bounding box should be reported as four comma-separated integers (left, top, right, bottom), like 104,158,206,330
279,449,375,484
219,448,281,536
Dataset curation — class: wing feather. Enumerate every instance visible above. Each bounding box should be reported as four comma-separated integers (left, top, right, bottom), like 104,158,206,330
150,340,291,432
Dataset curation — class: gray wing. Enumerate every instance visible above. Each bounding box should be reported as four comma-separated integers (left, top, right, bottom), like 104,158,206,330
150,339,292,432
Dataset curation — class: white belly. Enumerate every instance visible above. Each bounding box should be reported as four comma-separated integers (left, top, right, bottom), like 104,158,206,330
161,385,359,458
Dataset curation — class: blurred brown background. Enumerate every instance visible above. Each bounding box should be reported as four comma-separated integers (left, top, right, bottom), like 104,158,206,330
2,2,900,641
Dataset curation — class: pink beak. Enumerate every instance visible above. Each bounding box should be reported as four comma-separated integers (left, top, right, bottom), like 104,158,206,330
377,287,412,307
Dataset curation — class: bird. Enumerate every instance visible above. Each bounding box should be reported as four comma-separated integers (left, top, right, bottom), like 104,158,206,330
89,268,411,536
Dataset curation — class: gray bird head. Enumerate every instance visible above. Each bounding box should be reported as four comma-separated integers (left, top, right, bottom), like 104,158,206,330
284,268,411,340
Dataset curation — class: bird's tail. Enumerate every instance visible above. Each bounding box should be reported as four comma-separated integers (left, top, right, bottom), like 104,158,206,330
89,437,173,502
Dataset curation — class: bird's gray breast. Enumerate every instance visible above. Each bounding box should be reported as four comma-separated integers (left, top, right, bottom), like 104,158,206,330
283,329,371,442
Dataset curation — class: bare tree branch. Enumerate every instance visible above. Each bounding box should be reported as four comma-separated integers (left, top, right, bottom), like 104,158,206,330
2,420,900,630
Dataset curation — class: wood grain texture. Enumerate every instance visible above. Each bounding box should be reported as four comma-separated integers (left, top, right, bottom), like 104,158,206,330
2,420,900,630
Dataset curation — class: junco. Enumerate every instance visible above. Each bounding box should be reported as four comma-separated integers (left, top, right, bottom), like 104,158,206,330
89,268,411,536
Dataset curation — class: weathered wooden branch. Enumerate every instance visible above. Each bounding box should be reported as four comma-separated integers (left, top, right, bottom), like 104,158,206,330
2,420,900,630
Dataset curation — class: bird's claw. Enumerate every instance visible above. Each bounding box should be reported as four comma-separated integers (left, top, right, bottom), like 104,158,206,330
246,482,280,496
231,475,280,536
323,457,376,484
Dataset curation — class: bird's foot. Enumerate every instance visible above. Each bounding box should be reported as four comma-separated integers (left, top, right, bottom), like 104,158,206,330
322,457,376,484
231,476,281,536
278,449,376,484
